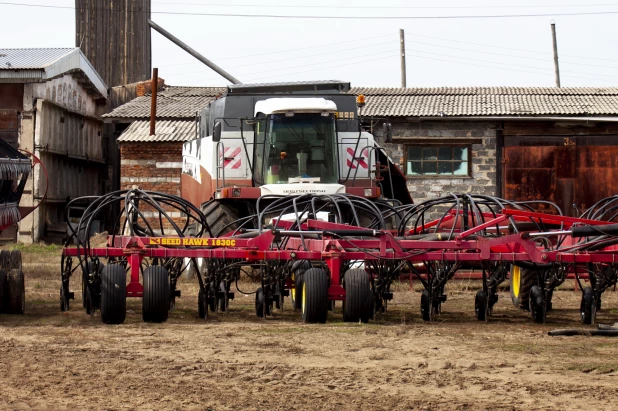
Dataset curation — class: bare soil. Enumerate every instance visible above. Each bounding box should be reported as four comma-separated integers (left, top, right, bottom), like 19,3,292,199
2,245,618,410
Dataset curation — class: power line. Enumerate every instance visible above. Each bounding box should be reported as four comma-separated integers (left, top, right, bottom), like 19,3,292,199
152,1,618,10
3,1,618,19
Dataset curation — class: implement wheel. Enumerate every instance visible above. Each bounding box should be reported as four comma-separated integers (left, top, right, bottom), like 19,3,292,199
301,268,328,324
510,265,536,311
580,286,596,325
255,287,272,318
5,269,25,314
475,290,488,321
198,287,207,319
100,265,126,324
142,266,170,323
343,269,370,323
420,290,432,321
529,285,546,324
291,261,311,311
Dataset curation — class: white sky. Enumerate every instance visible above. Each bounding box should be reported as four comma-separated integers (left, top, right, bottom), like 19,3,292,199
2,0,618,88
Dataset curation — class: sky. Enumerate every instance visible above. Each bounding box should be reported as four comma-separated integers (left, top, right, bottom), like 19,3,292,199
2,0,618,88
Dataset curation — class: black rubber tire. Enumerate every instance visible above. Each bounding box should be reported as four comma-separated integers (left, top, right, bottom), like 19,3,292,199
366,288,375,320
84,284,94,316
529,285,546,324
100,265,126,324
5,269,24,314
580,286,596,325
475,289,487,321
301,268,328,324
0,250,10,270
421,290,431,321
82,261,95,308
60,286,69,312
142,266,170,323
343,269,370,323
0,268,6,313
202,200,242,238
510,265,536,311
198,287,207,319
291,261,311,310
9,250,21,272
255,287,272,318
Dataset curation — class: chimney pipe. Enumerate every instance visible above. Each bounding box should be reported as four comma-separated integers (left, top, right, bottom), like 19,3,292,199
150,68,158,136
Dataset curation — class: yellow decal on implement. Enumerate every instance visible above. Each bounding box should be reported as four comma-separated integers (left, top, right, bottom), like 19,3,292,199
149,238,236,247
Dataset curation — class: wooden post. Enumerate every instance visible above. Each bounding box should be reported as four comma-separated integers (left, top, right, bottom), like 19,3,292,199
551,22,561,88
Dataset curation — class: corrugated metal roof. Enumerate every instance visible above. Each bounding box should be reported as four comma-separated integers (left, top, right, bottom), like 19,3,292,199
0,48,107,99
0,48,74,69
105,85,618,121
117,120,196,142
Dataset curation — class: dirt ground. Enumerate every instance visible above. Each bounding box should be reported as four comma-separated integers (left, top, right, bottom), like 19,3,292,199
2,245,618,410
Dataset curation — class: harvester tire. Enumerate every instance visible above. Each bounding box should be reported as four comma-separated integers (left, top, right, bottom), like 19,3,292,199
580,286,596,325
301,268,328,324
291,261,311,310
529,285,546,324
343,269,370,323
100,265,126,324
0,269,6,313
5,269,25,314
202,201,241,238
142,266,170,323
510,265,536,311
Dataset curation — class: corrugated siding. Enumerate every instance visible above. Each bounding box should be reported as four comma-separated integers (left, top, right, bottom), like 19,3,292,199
117,120,196,142
0,48,73,69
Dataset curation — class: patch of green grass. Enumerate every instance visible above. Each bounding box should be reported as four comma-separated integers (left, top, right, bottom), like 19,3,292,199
6,242,63,254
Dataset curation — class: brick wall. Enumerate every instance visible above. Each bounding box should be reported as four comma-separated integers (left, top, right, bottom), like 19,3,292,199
119,141,184,233
374,120,498,204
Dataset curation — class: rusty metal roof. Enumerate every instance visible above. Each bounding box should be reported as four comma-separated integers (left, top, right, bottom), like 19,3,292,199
117,120,196,143
349,87,618,117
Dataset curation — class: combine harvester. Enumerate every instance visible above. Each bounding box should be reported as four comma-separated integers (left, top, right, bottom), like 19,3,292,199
59,81,618,326
0,138,45,315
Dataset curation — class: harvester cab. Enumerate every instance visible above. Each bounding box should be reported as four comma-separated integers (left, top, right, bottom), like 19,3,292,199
181,81,411,217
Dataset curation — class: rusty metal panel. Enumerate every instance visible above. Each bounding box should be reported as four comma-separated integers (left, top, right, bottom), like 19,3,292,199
504,136,618,216
0,84,24,111
0,110,18,147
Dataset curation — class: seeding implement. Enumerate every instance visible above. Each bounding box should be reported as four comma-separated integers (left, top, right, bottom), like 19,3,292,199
59,189,618,325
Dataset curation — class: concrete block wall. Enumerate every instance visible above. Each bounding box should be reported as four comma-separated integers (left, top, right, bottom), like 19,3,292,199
373,120,499,205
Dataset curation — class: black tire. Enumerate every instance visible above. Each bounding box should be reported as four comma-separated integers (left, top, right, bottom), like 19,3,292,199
202,200,242,238
475,290,488,321
9,250,21,272
100,265,126,324
421,290,431,321
84,284,94,316
291,261,311,310
0,269,6,313
580,286,596,325
0,250,10,270
198,287,207,319
142,266,170,323
82,261,95,308
60,285,69,312
301,268,328,324
255,287,272,318
366,288,375,320
510,265,536,311
529,285,546,324
5,269,24,314
343,269,370,323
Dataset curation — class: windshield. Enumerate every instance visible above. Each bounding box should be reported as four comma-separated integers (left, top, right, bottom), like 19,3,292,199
256,113,338,185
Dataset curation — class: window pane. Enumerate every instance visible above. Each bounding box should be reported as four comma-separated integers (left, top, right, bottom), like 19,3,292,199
438,162,452,174
454,161,468,175
424,162,437,174
453,147,468,161
408,146,422,161
423,147,437,161
407,161,422,175
438,147,452,160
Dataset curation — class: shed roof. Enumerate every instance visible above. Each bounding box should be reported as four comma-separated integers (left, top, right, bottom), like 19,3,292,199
0,48,108,99
117,119,196,143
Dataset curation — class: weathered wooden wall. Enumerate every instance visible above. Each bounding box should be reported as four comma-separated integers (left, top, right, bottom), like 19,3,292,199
75,0,151,88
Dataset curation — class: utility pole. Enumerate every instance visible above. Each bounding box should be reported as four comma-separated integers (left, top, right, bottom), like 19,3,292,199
551,21,561,87
400,29,407,88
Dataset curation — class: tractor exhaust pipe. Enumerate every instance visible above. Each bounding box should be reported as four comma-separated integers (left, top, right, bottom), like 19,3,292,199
148,19,242,85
